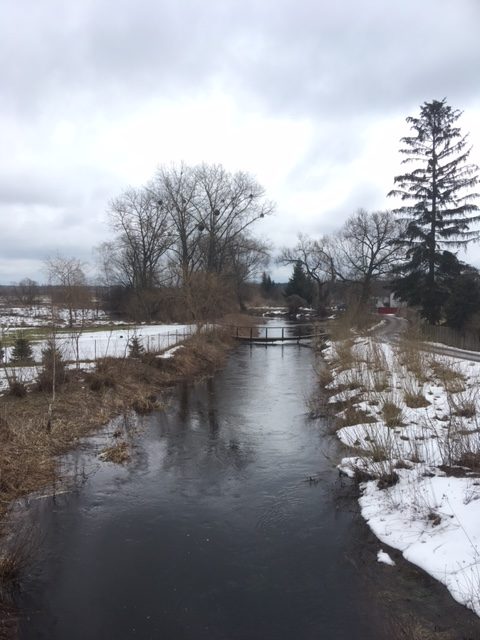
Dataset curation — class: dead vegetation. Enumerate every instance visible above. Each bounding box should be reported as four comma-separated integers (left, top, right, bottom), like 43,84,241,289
0,325,235,541
99,441,130,464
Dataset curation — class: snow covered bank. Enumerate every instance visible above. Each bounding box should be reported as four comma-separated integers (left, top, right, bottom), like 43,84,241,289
322,334,480,616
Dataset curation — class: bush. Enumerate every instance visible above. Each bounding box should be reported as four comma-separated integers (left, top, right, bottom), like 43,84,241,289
8,378,27,397
87,371,116,391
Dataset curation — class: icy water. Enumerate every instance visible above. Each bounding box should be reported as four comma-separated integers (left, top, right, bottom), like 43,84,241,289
18,330,383,639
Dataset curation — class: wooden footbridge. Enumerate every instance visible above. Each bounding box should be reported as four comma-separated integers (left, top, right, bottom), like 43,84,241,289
227,323,326,344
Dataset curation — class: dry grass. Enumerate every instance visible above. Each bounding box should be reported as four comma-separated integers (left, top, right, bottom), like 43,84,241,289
404,392,430,409
397,337,430,383
429,358,466,393
336,406,376,429
331,339,356,372
382,400,404,428
99,441,130,464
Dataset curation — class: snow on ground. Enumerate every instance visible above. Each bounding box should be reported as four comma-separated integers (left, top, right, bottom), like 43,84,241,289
324,334,480,617
156,345,184,359
0,324,196,393
0,304,113,328
2,324,194,364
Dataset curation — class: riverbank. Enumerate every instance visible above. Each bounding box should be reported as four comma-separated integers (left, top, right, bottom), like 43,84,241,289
317,319,480,626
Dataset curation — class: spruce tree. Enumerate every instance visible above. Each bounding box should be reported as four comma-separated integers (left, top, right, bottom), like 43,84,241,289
260,271,275,297
389,99,480,324
11,335,34,364
128,335,145,358
284,260,314,304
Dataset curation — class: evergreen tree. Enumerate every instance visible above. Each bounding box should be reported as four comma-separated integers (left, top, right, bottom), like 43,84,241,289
444,268,480,330
128,335,145,358
284,260,314,304
260,271,275,297
37,340,67,392
389,99,480,324
11,335,34,364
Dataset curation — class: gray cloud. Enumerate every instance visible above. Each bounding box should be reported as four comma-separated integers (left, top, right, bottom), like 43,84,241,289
1,0,480,282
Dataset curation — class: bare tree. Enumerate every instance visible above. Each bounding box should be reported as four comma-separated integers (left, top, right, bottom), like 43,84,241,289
108,187,172,291
335,209,402,304
44,253,89,327
279,234,336,315
15,278,39,308
152,163,274,281
224,234,270,308
192,164,274,274
152,163,202,286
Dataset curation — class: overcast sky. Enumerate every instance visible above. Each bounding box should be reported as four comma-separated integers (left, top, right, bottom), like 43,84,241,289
1,0,480,283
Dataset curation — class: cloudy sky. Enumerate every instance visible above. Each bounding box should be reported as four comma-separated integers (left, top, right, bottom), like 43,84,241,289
1,0,480,283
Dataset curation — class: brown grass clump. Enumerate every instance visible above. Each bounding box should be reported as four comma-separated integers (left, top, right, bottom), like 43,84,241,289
429,358,466,393
337,406,376,429
455,452,480,472
131,393,159,414
397,338,429,383
7,380,27,398
331,339,356,372
377,471,399,489
99,441,130,464
382,401,404,428
404,392,430,409
316,363,333,388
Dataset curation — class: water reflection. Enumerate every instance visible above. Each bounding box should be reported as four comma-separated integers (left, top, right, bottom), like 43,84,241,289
19,339,382,640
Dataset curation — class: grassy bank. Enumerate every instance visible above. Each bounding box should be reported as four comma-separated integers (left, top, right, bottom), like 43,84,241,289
316,318,480,624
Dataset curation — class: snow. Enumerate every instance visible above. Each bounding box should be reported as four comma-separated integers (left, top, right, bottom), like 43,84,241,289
0,312,196,393
0,304,112,328
156,345,184,359
2,324,195,364
324,334,480,616
377,549,396,566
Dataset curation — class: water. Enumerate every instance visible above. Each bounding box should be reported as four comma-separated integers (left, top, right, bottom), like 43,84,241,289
18,338,382,639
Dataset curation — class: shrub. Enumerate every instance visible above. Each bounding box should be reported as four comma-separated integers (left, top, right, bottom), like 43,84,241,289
8,378,27,397
87,371,116,391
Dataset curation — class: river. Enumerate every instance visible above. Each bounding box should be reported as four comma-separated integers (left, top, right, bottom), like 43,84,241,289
16,328,475,639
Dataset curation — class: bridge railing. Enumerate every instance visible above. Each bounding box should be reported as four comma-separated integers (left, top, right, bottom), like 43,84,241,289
223,323,325,343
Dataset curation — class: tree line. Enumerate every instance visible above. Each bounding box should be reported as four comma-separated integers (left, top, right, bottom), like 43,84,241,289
281,98,480,330
97,163,273,321
5,99,480,330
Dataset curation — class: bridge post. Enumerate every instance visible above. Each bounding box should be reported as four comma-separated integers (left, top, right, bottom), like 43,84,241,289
250,327,253,341
282,327,284,341
265,327,268,342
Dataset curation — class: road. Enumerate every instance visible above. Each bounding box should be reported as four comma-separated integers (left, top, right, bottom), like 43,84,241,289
372,314,480,363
